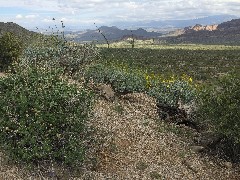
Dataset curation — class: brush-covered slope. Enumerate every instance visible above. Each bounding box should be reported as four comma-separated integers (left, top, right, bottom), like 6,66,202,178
164,18,240,45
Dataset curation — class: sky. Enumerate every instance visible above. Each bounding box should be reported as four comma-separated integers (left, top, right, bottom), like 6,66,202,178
0,0,240,30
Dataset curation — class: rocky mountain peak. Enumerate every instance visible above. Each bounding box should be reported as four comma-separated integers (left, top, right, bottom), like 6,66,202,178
164,18,240,45
184,24,218,33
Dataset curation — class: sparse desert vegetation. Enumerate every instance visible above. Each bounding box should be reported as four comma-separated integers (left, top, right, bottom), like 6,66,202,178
0,23,240,179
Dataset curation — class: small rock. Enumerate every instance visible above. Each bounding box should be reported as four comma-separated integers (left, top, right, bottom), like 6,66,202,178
223,161,232,169
190,145,205,153
182,159,199,173
0,72,6,78
47,170,58,179
150,171,162,179
136,161,148,171
97,84,115,101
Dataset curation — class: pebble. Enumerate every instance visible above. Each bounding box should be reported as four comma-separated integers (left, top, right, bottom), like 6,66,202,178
223,162,232,169
190,145,205,153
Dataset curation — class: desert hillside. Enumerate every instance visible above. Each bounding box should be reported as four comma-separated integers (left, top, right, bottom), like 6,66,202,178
163,18,240,45
0,20,240,180
0,22,36,37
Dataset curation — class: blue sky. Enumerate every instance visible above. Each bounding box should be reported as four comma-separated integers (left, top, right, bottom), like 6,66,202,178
0,0,240,30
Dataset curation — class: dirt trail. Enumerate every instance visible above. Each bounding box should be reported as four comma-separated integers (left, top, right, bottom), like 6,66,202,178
80,93,240,179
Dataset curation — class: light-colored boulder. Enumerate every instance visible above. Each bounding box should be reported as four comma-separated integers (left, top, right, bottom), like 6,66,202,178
96,84,115,101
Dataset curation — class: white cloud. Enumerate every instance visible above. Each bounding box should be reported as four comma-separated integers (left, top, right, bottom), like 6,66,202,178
1,0,240,29
16,14,23,19
1,0,239,17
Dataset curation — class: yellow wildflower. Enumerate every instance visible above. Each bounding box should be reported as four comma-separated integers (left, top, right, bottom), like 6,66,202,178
189,77,193,83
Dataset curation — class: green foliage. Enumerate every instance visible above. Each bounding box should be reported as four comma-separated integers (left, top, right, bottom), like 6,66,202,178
197,73,240,144
20,34,99,76
0,32,23,71
85,61,197,108
0,67,94,166
99,48,240,83
148,78,197,107
84,62,147,93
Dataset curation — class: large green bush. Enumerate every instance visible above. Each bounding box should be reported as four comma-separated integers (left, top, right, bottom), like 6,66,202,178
148,78,197,108
84,62,147,93
0,32,23,71
197,73,240,144
21,35,99,75
0,67,94,166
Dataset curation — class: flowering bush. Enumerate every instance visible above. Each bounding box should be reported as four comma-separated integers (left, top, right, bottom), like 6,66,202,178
85,62,197,108
147,74,196,107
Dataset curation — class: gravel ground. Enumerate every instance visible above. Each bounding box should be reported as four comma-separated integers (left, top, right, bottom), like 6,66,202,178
1,92,240,179
79,93,240,180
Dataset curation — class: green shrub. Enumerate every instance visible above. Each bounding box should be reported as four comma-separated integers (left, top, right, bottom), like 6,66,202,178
148,78,197,108
0,32,23,71
197,73,240,144
84,63,109,83
21,35,99,75
85,62,196,107
84,63,147,93
0,67,94,166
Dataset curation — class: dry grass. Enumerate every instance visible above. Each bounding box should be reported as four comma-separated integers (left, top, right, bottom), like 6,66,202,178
0,92,240,179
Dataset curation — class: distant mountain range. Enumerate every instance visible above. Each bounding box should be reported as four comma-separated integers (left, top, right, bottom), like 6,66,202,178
55,14,238,32
163,18,240,45
65,26,162,42
113,15,238,30
1,14,240,45
64,15,238,42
